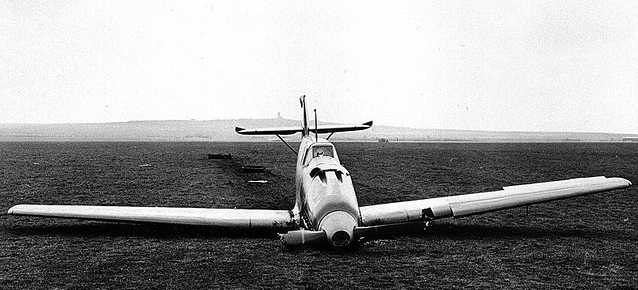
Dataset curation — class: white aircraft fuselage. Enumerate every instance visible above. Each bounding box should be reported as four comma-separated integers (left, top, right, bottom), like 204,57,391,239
294,136,360,247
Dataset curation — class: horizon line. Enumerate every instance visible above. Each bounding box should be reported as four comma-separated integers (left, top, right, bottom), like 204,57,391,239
0,118,636,136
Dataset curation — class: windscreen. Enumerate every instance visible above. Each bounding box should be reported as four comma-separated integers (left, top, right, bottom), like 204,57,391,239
313,145,334,158
304,144,335,165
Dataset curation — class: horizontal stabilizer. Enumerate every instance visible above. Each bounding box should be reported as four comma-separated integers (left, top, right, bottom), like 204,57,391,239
236,121,373,136
7,205,298,230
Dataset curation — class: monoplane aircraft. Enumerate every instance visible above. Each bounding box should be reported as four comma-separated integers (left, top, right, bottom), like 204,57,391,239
7,96,632,248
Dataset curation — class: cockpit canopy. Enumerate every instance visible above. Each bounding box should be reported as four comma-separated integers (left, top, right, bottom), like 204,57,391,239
304,143,338,165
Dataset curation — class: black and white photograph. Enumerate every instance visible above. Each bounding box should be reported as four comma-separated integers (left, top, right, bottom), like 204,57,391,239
1,1,637,289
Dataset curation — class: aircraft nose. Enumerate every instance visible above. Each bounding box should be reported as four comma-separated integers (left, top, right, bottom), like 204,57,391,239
331,230,351,247
319,211,357,248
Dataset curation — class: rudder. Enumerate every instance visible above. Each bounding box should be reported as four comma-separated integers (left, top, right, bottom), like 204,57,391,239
300,95,309,136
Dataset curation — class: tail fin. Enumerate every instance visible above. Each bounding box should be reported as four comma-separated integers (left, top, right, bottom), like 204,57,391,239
300,95,309,136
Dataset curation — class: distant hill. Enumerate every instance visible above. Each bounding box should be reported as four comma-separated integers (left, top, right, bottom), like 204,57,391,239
0,118,636,142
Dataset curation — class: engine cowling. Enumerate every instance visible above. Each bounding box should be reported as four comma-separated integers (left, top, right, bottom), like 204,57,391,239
319,211,357,247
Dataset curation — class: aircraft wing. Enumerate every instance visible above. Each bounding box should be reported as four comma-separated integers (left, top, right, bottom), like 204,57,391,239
235,121,373,135
7,205,298,230
359,176,632,226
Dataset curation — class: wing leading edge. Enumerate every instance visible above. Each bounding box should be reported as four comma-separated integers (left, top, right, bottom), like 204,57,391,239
7,205,298,230
359,176,631,226
235,121,373,135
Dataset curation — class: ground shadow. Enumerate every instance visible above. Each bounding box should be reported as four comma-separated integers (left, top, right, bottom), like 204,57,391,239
5,221,280,240
403,222,633,241
5,219,633,253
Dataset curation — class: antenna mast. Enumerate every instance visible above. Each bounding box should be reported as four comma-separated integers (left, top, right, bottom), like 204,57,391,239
314,109,318,142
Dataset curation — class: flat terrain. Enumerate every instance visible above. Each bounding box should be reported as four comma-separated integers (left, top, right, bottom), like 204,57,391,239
2,119,635,142
1,142,636,289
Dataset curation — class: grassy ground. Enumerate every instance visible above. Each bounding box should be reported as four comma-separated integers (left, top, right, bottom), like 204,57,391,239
1,142,636,289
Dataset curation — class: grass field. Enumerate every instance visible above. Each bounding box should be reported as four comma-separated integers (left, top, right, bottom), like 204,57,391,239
1,142,636,289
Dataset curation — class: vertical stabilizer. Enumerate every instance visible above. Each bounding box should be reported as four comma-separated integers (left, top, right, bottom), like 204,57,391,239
300,95,309,136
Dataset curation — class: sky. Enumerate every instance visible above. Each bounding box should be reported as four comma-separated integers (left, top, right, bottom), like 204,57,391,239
1,1,637,133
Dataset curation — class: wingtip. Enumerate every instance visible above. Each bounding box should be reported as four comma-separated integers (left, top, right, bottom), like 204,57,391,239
608,177,632,187
363,121,373,127
620,177,631,187
7,204,22,215
235,127,245,133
